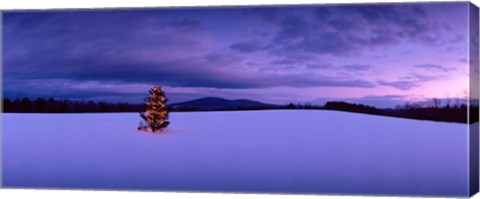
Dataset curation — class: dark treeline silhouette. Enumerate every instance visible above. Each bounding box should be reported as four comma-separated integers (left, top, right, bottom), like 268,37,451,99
256,100,474,124
2,97,478,124
2,97,144,113
323,101,379,115
171,100,477,123
381,103,471,123
289,100,477,124
170,102,322,112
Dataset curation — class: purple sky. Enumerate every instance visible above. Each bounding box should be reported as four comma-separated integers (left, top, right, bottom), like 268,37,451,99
2,2,474,107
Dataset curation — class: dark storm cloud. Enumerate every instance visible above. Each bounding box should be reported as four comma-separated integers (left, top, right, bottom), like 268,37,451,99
2,3,467,101
4,9,374,93
2,78,140,101
241,7,281,23
327,18,358,31
262,3,456,60
313,6,332,21
274,15,309,43
3,10,255,90
3,8,377,101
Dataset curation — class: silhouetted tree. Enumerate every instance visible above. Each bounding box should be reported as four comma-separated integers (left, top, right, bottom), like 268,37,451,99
323,101,379,115
20,97,32,112
432,98,441,109
34,98,47,112
3,98,12,112
286,103,296,109
58,100,69,112
99,102,108,112
445,96,451,108
86,101,96,112
47,98,56,113
139,85,170,132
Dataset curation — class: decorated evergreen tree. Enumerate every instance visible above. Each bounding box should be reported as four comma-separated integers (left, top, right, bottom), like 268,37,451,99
138,85,170,132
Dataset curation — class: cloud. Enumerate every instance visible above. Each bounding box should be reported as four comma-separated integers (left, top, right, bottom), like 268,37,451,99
360,94,406,100
242,7,281,23
230,40,267,53
2,4,467,103
261,3,460,62
274,15,309,43
269,53,315,66
342,64,373,71
2,78,149,102
413,64,456,72
166,18,203,31
327,18,358,31
270,59,297,66
4,11,259,90
311,94,407,108
377,74,438,90
377,80,419,90
350,95,407,108
313,7,332,21
205,51,244,65
306,63,334,69
275,74,375,88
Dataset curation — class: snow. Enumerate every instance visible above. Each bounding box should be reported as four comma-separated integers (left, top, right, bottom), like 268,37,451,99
1,110,470,196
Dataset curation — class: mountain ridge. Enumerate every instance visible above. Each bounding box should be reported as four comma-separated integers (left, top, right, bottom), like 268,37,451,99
170,97,280,110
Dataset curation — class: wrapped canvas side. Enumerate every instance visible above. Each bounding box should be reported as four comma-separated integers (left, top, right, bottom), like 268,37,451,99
469,2,480,197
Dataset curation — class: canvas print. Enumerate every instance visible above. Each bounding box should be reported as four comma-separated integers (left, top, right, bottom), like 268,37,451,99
1,2,479,197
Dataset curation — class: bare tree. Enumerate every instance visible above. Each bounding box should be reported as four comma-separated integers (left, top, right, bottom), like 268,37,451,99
432,98,441,109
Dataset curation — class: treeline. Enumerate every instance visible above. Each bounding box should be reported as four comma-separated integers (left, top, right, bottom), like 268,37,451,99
304,101,477,124
171,100,478,124
2,97,144,113
323,101,379,114
2,97,479,124
169,102,321,112
380,103,472,123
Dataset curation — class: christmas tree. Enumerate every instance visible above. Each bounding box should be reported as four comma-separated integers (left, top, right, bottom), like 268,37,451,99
139,85,170,132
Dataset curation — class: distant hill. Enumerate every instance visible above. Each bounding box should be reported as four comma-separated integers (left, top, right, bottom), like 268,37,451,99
3,96,474,123
170,97,279,111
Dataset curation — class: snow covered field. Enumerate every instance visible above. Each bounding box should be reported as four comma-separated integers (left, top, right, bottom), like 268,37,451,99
2,110,470,196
